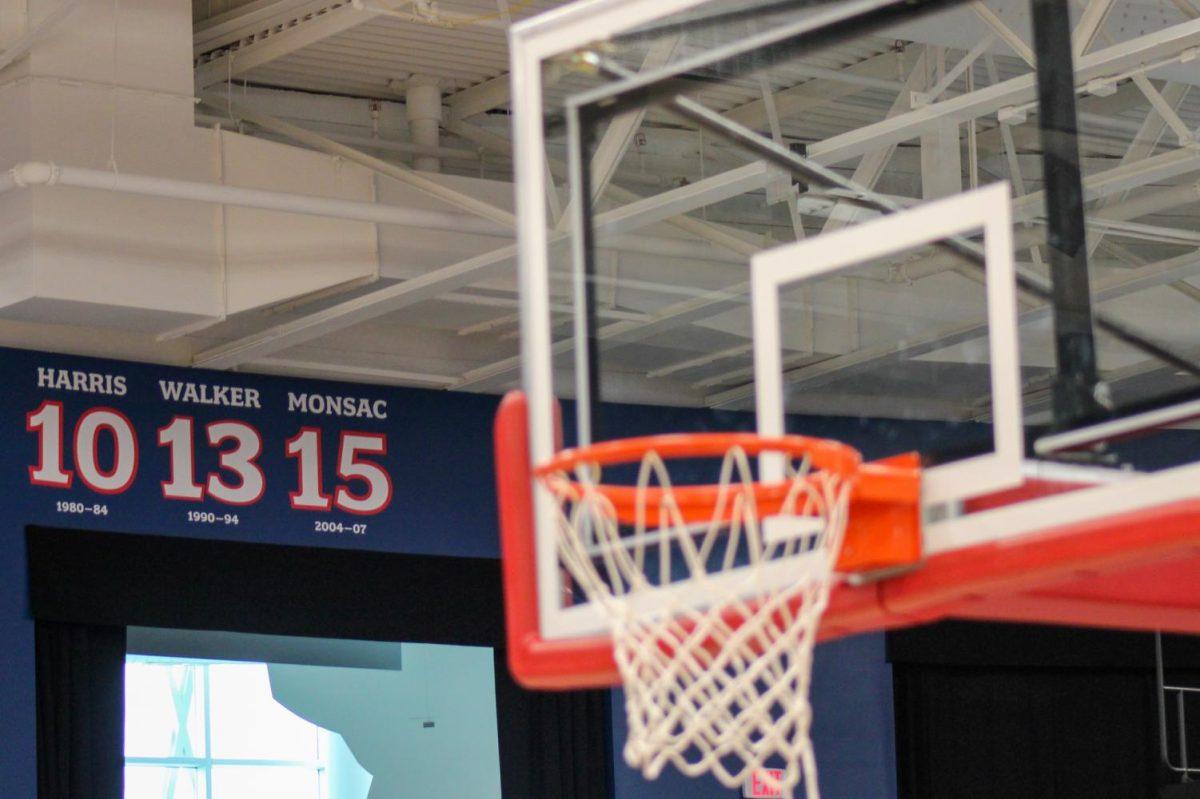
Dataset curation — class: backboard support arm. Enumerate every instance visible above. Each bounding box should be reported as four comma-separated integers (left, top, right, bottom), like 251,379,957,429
566,103,603,446
1031,0,1105,428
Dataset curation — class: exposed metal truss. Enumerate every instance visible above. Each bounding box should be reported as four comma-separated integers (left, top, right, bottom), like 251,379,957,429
809,17,1200,166
195,2,383,89
0,0,84,72
176,0,1200,417
191,158,776,368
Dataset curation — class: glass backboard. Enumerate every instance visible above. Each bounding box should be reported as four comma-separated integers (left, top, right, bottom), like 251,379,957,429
514,0,1200,473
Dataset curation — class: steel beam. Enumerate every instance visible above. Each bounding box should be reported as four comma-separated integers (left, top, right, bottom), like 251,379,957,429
194,245,519,369
195,2,381,89
455,146,1200,394
647,344,753,379
920,37,994,103
1132,74,1194,145
3,160,510,234
901,180,1200,283
454,280,751,390
447,72,518,122
1072,0,1115,57
785,62,905,92
211,100,517,228
1089,82,1191,257
970,1,1036,66
724,49,903,129
195,0,316,55
1075,146,1200,201
192,157,771,369
351,0,510,30
447,117,761,257
1088,218,1200,247
502,149,1200,395
592,161,774,239
561,35,681,225
0,0,84,73
443,290,647,323
1172,0,1200,20
824,48,927,233
988,55,1044,268
806,17,1200,167
447,61,568,123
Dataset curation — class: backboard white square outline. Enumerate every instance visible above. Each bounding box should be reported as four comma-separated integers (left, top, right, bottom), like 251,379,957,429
751,181,1024,506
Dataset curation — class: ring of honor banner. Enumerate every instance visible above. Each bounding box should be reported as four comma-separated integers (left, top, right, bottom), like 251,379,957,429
9,347,501,557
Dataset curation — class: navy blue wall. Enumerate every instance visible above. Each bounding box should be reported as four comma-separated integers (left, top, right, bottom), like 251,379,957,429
0,346,978,798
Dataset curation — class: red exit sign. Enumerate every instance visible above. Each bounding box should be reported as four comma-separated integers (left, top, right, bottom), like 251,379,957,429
743,769,785,798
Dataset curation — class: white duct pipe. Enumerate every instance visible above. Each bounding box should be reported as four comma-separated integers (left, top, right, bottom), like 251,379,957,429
207,98,515,228
0,161,511,236
194,113,480,162
0,162,751,265
406,76,443,173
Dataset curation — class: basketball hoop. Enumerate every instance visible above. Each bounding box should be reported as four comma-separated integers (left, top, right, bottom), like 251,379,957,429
534,433,861,799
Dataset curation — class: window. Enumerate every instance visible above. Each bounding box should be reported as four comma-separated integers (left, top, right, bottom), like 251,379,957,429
125,657,327,799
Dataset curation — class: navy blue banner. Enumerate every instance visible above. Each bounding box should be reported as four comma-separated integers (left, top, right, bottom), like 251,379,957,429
5,347,503,558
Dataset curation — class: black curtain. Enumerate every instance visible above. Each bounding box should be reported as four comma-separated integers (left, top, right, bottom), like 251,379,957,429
35,621,126,799
494,657,614,799
894,663,1162,797
890,622,1200,799
28,526,614,799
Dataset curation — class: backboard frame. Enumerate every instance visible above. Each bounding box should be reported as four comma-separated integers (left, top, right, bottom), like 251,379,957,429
504,0,1142,652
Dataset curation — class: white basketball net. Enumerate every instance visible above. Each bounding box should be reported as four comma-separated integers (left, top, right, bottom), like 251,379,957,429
541,444,853,799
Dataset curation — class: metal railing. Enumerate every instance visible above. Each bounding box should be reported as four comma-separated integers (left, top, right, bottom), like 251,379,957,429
1157,632,1200,781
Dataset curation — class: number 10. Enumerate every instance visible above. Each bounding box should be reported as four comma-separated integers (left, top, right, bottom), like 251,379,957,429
27,401,138,493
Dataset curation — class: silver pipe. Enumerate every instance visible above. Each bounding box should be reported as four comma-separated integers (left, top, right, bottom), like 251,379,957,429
4,161,512,236
194,113,481,162
0,162,753,265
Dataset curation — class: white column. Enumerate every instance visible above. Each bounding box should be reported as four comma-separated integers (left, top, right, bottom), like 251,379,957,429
921,48,963,200
406,74,443,173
